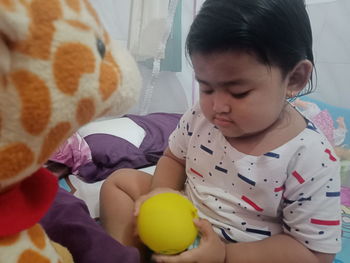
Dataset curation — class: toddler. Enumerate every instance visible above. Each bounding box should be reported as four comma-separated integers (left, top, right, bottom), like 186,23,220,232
100,0,341,262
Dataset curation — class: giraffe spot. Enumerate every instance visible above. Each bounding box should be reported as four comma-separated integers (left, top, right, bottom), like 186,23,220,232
54,43,95,95
99,63,118,101
99,52,120,101
83,0,100,25
105,51,119,69
11,70,51,135
31,0,62,23
0,143,34,180
65,0,81,12
28,224,46,250
37,122,71,164
0,233,20,246
103,30,111,45
0,0,15,11
19,249,50,263
14,0,62,59
66,20,91,31
76,98,95,126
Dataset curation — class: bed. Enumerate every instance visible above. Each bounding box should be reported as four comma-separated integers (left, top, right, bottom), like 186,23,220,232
41,98,350,262
40,112,181,262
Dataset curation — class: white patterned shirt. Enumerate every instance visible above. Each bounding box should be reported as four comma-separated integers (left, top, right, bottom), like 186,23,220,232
169,102,341,253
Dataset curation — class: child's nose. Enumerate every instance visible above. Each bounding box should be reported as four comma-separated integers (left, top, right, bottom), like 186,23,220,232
213,91,230,113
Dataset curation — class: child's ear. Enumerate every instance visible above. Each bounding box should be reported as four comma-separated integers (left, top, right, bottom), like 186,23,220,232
287,59,313,94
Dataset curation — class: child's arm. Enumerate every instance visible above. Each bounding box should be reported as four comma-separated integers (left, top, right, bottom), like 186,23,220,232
225,233,334,263
153,220,334,263
134,147,187,214
151,147,187,190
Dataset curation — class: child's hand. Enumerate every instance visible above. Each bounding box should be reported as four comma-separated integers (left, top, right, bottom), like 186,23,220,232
133,187,183,216
152,218,226,263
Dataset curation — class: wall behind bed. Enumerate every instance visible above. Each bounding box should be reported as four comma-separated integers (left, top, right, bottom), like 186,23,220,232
306,0,350,109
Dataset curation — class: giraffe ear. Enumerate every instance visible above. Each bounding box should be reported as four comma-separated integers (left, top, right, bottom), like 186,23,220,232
0,37,10,75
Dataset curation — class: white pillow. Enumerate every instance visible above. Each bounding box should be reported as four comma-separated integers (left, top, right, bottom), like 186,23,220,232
78,117,146,148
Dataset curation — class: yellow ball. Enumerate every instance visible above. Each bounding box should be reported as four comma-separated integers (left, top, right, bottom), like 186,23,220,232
137,192,198,255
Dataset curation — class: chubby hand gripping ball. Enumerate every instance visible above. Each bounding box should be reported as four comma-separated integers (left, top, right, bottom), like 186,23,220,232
137,193,198,255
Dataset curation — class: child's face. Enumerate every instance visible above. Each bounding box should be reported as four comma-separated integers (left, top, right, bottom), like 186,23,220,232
192,50,290,139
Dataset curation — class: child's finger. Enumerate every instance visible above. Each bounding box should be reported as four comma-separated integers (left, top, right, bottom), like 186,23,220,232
133,195,148,216
193,218,216,239
153,251,194,263
133,202,140,216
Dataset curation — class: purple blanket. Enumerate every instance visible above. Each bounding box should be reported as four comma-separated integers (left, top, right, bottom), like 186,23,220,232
342,186,350,207
78,113,181,182
41,188,140,263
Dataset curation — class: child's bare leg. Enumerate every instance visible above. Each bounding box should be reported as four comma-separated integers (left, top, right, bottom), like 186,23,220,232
99,168,152,251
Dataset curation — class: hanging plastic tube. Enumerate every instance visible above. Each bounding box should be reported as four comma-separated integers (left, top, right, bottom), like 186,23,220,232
305,0,337,4
138,0,179,115
191,0,197,106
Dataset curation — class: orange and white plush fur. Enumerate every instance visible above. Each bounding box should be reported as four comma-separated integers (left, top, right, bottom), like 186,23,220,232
0,0,140,262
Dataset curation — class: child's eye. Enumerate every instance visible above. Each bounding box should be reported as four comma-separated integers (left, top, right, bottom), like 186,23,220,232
231,91,250,99
200,88,213,95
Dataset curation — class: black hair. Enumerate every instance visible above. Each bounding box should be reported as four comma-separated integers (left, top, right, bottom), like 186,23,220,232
186,0,315,95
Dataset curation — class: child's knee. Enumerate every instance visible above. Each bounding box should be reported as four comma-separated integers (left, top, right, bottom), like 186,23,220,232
108,168,136,179
101,169,140,194
104,168,135,187
101,169,152,200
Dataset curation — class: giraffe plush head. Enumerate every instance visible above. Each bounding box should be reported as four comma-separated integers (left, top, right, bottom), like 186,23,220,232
0,0,140,261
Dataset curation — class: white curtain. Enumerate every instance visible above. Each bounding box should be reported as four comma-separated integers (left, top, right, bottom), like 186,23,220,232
128,0,170,61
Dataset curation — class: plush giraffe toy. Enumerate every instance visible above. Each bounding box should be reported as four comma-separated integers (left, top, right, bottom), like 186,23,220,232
0,0,140,262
